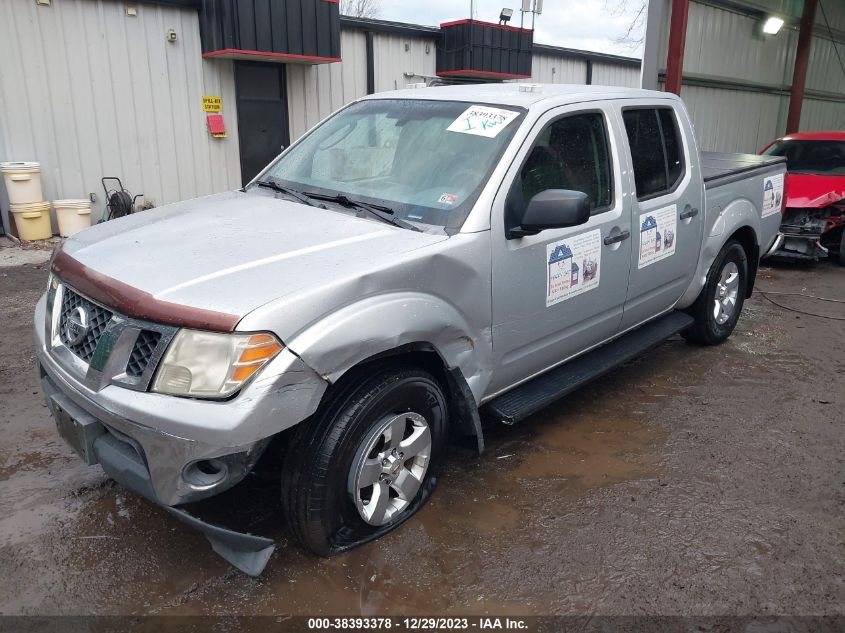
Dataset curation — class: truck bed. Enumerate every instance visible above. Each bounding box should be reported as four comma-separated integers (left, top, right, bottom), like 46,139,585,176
701,152,785,187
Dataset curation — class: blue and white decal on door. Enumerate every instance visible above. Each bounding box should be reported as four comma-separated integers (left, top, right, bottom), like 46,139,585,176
638,205,677,269
546,229,602,307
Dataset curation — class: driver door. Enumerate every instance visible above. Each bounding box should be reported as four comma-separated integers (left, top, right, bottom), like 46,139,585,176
489,104,633,394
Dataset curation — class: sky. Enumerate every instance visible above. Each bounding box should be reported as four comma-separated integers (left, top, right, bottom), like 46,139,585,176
375,0,646,58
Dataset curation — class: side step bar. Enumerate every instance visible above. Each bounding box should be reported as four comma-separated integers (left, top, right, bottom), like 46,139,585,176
484,311,695,425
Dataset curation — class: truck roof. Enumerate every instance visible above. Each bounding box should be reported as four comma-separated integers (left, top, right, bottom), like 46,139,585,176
364,83,676,109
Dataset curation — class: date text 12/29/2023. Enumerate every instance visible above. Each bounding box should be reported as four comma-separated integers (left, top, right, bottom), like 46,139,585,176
307,617,529,630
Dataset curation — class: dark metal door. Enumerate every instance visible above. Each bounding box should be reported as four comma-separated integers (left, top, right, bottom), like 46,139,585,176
234,62,290,185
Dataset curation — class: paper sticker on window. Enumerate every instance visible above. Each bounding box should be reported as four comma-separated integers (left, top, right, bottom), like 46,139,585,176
447,105,520,138
762,173,784,218
546,229,602,307
638,205,677,269
438,193,458,205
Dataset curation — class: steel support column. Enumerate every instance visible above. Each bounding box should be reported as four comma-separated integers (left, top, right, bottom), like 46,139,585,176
664,0,690,95
786,0,817,134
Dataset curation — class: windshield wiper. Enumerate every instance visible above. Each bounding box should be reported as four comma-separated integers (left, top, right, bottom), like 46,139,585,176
253,179,324,208
301,192,421,232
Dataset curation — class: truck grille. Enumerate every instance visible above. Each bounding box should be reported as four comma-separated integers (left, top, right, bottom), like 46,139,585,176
59,288,113,363
126,330,162,377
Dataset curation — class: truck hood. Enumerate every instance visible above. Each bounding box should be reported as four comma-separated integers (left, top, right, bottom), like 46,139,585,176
57,191,447,329
785,173,845,208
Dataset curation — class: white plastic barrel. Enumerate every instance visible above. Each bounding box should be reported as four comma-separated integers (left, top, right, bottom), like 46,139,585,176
0,162,43,204
53,199,92,237
10,201,52,241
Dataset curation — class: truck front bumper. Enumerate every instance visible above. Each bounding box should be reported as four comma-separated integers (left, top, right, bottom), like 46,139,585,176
34,292,329,507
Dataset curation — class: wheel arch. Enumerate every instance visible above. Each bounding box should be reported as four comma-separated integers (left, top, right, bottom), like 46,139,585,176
284,292,490,453
727,225,760,298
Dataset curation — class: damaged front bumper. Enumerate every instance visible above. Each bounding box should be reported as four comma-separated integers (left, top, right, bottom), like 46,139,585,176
40,371,275,575
34,292,330,575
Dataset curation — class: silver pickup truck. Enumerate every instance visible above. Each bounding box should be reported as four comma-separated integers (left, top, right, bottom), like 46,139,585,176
36,84,785,574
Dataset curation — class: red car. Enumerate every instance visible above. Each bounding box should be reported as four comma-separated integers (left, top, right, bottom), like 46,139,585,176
760,131,845,264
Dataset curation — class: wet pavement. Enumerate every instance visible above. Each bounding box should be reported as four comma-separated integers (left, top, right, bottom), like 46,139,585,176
1,257,843,616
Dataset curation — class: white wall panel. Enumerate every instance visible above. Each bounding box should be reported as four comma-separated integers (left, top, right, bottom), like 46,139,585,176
801,98,845,132
372,33,437,92
0,0,241,233
680,85,784,153
523,53,587,84
591,62,640,88
682,2,796,87
286,30,368,142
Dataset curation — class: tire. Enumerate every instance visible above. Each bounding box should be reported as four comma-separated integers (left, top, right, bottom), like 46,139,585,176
281,365,449,556
682,240,748,345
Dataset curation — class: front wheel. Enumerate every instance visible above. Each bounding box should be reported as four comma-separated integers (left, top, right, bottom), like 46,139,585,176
281,365,448,556
682,240,748,345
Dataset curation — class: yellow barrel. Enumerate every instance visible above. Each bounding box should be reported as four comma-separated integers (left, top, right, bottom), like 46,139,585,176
10,201,52,241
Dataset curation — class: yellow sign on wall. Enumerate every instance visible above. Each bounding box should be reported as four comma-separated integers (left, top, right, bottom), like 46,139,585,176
202,95,222,113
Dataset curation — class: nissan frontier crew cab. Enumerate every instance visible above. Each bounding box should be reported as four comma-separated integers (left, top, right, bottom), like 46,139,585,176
36,84,785,575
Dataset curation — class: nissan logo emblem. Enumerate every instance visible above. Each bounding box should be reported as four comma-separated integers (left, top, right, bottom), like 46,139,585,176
66,306,90,346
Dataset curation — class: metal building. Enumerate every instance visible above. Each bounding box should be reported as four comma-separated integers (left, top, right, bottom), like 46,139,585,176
0,0,640,236
643,0,845,153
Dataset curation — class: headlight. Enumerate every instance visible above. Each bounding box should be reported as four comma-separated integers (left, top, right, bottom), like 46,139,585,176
152,330,283,399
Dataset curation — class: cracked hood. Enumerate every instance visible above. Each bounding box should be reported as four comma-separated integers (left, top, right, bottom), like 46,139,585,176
785,174,845,208
57,191,447,327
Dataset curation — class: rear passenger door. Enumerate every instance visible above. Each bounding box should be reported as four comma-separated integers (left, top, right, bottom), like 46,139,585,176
616,102,704,331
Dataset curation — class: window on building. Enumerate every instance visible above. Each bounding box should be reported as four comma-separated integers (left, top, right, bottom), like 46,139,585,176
623,107,685,199
513,112,613,218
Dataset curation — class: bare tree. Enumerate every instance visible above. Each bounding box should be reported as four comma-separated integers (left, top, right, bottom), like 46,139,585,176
604,0,647,50
340,0,381,19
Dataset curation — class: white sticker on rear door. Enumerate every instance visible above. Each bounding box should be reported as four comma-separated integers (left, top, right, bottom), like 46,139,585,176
638,205,677,269
762,173,784,217
546,229,602,307
446,105,520,138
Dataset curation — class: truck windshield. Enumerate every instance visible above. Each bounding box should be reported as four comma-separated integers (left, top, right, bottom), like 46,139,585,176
763,140,845,176
261,99,526,232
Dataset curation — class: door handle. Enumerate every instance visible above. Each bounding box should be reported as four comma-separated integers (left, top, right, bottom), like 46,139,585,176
603,230,630,245
680,207,699,220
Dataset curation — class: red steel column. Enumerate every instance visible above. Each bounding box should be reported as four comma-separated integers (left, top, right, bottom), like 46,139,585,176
786,0,818,134
664,0,690,95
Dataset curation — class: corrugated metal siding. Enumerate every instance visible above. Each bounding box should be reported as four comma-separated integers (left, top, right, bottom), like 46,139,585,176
372,33,437,92
655,0,845,153
679,85,785,153
591,62,640,88
0,0,241,231
522,53,587,84
286,30,368,142
801,98,845,132
682,2,796,86
285,30,438,143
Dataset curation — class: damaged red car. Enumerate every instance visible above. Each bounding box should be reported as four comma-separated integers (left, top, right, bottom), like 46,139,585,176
760,131,845,263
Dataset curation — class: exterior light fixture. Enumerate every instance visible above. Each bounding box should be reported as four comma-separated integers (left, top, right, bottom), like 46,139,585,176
762,16,784,35
499,8,514,25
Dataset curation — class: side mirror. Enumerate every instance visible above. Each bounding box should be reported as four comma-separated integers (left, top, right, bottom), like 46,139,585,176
508,189,591,239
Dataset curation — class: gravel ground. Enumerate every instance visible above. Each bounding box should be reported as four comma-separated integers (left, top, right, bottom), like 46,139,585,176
0,248,842,617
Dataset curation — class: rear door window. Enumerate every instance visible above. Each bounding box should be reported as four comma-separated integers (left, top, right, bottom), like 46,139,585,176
623,107,685,200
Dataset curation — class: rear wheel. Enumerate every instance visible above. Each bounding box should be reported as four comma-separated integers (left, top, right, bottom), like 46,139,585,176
281,365,448,556
682,240,748,345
